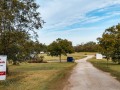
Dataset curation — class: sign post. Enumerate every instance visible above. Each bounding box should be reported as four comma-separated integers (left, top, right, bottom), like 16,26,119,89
0,55,7,80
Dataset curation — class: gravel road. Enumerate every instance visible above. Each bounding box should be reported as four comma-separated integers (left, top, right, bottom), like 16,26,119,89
63,55,120,90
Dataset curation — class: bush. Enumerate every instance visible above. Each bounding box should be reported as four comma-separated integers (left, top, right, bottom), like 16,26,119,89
28,55,46,63
28,60,47,63
13,61,20,65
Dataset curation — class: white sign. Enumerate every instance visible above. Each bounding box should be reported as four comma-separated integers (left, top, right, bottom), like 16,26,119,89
0,55,7,80
96,53,103,59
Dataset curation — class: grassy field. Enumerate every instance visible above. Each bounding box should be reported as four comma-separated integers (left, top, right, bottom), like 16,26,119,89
0,62,76,90
0,52,95,90
88,58,120,82
39,52,96,61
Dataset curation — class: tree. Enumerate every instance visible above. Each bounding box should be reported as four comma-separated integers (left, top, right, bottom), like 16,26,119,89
0,0,44,55
112,24,120,64
33,41,47,54
48,38,74,62
0,30,30,64
97,24,120,64
0,30,47,65
0,0,44,73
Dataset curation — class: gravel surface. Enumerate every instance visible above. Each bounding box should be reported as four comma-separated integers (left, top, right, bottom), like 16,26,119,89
63,55,120,90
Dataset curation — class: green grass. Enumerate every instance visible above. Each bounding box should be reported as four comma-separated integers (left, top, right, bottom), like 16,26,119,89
88,58,120,82
0,62,76,90
39,52,96,61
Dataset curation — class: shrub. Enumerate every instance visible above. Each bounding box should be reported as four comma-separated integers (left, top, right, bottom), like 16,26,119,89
28,55,46,63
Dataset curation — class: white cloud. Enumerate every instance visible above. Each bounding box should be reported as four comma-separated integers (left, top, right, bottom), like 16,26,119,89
40,1,119,20
38,0,120,30
36,0,120,45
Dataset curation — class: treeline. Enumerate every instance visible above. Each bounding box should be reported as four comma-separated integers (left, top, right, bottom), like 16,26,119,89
74,41,98,52
97,24,120,64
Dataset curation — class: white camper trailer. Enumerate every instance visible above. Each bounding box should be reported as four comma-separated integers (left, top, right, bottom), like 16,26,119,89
96,53,103,59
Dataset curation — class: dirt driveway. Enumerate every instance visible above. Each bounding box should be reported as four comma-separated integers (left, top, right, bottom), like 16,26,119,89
63,55,120,90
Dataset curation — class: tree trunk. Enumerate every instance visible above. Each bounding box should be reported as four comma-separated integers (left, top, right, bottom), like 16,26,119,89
6,65,9,75
59,55,61,63
6,60,9,75
107,58,108,67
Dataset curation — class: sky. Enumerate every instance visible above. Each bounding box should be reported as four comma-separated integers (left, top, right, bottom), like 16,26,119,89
36,0,120,46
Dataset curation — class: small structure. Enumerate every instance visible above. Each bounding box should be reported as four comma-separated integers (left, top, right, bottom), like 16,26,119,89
96,53,103,59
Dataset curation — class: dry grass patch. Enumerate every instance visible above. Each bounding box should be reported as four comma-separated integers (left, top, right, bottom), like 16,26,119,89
0,62,76,90
39,52,94,61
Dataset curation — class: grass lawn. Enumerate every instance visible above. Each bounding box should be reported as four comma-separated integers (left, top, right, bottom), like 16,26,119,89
88,58,120,82
0,62,76,90
39,52,96,61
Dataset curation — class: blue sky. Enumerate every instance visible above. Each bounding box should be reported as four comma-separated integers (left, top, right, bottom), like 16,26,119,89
36,0,120,46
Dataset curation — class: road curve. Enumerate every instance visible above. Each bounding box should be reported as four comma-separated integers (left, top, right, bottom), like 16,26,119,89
63,55,120,90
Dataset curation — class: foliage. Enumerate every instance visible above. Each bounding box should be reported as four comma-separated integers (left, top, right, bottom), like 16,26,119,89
0,30,47,64
74,41,98,52
48,38,74,62
28,55,45,63
97,24,120,64
0,0,44,64
0,31,29,61
0,0,43,32
39,55,44,61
